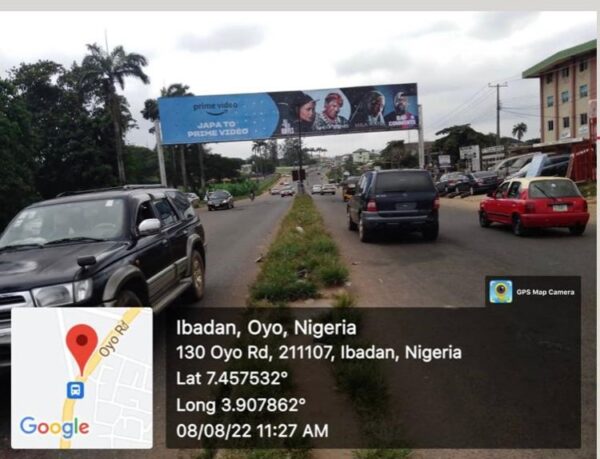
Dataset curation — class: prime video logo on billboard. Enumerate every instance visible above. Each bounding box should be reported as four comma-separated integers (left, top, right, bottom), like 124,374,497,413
157,83,419,145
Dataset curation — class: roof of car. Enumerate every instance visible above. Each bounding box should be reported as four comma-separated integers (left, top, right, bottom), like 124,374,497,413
29,186,178,208
506,177,575,185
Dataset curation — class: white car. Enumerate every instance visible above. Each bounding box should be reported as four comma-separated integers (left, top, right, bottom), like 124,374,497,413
320,184,337,195
280,186,295,197
311,185,322,194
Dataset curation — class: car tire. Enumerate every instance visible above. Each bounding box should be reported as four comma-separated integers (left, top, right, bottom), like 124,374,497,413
348,210,358,231
208,206,213,211
512,215,527,236
569,225,586,236
422,223,439,241
358,216,373,243
186,250,205,301
115,289,143,307
479,211,491,228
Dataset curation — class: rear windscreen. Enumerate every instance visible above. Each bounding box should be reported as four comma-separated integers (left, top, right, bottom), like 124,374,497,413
528,180,580,198
375,172,434,193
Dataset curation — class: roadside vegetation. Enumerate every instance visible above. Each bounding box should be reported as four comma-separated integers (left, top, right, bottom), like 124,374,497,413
251,195,348,303
578,180,596,198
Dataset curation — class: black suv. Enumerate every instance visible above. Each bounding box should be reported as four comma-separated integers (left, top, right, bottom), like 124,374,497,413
0,185,207,366
347,169,439,242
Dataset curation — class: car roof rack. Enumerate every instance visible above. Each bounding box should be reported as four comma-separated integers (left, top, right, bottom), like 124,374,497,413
56,184,164,197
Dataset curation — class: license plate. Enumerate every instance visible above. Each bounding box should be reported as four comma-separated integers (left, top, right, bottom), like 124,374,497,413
395,202,416,210
553,204,568,212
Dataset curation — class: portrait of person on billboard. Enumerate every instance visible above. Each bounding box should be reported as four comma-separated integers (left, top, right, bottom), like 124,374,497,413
313,91,351,131
273,91,317,135
384,90,418,129
350,90,387,128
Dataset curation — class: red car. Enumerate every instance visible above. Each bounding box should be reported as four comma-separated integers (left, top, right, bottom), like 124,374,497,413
479,177,589,236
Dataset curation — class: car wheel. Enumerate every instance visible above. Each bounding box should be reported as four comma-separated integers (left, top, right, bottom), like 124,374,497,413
115,289,143,307
348,210,358,231
422,223,439,241
569,225,586,236
479,211,491,228
186,250,205,301
208,206,213,211
512,215,527,236
358,216,373,243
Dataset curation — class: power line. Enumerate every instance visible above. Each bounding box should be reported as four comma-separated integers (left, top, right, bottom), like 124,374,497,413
430,87,496,130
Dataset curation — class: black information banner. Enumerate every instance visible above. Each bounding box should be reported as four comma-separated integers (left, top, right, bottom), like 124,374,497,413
166,277,580,449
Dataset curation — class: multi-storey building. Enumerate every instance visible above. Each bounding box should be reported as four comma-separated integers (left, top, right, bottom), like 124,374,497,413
523,39,596,143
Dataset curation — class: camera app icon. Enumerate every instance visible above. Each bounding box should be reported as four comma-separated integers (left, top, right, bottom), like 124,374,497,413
489,280,513,303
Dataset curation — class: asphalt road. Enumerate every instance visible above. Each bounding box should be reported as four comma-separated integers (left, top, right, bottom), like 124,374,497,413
0,192,293,458
310,185,596,459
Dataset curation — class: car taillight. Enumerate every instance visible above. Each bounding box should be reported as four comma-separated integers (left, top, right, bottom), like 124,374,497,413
433,196,440,210
524,201,536,213
366,200,377,212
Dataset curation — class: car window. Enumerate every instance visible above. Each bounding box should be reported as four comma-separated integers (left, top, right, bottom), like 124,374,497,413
507,182,521,199
375,172,434,193
495,182,509,198
529,180,580,198
167,191,195,219
136,200,155,226
0,199,125,247
153,198,178,226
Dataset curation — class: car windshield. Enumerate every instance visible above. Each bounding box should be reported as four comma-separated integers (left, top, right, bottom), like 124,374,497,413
209,191,229,199
375,172,434,193
0,198,125,248
528,180,580,199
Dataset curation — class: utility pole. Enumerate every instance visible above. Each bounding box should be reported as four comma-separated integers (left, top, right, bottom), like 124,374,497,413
489,82,508,145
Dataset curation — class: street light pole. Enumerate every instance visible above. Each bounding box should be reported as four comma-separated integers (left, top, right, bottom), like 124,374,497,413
298,117,304,194
154,119,167,186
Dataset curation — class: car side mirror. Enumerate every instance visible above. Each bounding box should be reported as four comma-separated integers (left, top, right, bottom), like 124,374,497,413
138,218,161,236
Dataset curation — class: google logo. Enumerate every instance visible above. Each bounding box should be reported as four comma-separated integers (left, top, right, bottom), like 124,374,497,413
19,417,90,439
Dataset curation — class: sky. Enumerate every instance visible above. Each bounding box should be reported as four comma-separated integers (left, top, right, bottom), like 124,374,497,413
0,11,596,159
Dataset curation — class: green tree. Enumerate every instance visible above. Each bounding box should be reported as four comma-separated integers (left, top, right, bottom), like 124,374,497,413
432,124,496,167
0,78,38,227
377,140,418,169
512,122,528,141
81,43,149,184
142,83,195,189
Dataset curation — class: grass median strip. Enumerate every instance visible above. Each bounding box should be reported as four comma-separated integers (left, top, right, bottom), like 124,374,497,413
251,195,348,304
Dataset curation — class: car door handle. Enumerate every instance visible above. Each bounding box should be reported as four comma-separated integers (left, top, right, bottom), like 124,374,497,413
161,239,168,245
182,229,188,235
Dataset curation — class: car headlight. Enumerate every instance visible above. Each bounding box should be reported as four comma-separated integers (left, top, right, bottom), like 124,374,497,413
74,279,93,303
32,283,74,307
32,279,93,307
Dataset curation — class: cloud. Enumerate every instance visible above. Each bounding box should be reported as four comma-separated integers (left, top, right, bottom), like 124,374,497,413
334,47,412,78
469,12,542,41
178,25,265,53
403,20,459,38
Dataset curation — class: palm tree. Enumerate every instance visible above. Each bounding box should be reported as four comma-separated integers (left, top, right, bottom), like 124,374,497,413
251,140,268,175
81,43,149,184
142,84,194,189
512,122,528,142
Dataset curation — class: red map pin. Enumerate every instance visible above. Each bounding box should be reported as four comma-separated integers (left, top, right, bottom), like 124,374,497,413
66,324,98,377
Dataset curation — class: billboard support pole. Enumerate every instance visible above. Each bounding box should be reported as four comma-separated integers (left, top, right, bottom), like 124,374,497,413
418,104,425,168
154,119,167,186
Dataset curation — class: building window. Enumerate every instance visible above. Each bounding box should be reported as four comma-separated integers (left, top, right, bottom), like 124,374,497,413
580,113,588,125
580,84,588,98
547,95,554,107
563,117,570,128
561,91,569,103
579,60,588,72
545,74,553,84
561,67,570,78
548,120,554,131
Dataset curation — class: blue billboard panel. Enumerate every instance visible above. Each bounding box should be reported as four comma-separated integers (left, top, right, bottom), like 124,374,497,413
158,83,418,145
